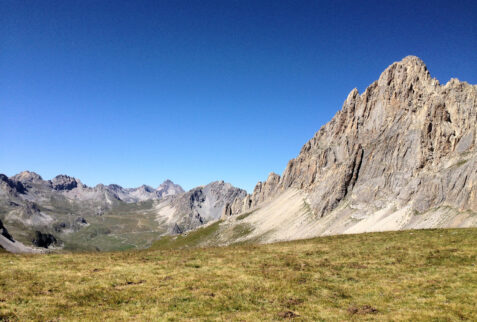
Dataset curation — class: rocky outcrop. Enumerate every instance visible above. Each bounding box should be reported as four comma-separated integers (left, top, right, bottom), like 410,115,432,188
157,179,185,197
237,172,281,213
11,171,44,186
234,56,477,220
0,219,14,242
168,181,247,232
0,174,26,197
32,231,58,248
0,221,46,254
51,175,82,190
172,223,183,235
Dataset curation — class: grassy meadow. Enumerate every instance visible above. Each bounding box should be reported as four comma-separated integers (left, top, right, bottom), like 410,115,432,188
0,228,476,321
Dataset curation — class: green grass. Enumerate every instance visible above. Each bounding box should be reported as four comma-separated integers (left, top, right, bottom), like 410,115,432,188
1,228,477,320
231,223,254,239
454,159,468,167
150,220,223,250
236,210,256,221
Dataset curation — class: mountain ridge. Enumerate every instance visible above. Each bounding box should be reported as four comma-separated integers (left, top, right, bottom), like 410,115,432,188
1,55,476,252
197,55,477,246
0,170,247,252
231,55,476,216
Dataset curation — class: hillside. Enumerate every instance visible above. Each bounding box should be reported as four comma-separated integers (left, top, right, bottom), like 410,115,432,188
0,228,476,320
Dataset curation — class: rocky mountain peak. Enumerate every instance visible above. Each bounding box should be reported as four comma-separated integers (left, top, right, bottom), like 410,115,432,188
399,55,426,67
51,175,83,191
167,181,246,232
375,56,435,109
379,55,429,81
0,174,26,196
12,171,43,183
157,179,184,197
234,55,477,218
107,184,123,191
138,185,155,192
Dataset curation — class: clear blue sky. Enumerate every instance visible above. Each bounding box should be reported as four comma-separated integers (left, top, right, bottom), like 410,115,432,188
1,1,476,192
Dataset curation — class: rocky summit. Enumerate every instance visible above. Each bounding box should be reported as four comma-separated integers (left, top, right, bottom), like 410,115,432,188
1,56,476,252
213,56,476,245
157,181,247,233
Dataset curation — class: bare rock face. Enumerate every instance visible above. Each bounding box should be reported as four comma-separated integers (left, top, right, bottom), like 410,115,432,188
11,171,44,185
32,231,58,248
0,219,14,242
239,172,281,212
0,174,26,197
51,175,82,191
235,56,477,219
169,181,247,232
106,180,185,202
157,179,185,197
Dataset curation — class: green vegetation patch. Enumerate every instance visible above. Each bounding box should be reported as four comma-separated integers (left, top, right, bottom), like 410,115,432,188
151,220,223,250
1,228,476,320
236,209,257,221
105,200,154,213
454,159,469,167
231,223,254,240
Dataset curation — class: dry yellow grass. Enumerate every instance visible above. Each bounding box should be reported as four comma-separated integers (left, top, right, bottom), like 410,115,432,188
0,228,476,321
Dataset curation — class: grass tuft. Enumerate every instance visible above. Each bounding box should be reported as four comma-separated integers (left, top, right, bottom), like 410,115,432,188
236,210,256,221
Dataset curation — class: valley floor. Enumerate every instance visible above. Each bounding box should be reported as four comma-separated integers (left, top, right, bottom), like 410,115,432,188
0,228,476,321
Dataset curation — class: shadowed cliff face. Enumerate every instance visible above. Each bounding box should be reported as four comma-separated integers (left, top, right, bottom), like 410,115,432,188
237,56,477,218
0,219,14,242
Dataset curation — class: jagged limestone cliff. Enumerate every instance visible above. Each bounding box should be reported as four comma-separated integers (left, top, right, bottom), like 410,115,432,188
215,56,476,245
237,56,476,214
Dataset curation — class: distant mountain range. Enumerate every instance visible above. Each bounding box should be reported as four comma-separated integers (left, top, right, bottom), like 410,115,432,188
0,171,245,251
1,56,476,252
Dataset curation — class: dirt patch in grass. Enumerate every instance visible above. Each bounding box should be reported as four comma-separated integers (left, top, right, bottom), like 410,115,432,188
278,310,300,319
283,298,304,308
348,305,379,315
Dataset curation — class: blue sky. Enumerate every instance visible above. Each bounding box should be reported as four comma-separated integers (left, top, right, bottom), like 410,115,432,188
1,0,476,192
